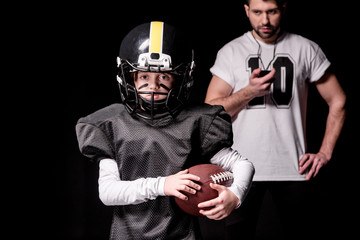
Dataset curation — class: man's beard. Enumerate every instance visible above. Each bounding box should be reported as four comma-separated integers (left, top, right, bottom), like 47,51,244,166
253,25,279,40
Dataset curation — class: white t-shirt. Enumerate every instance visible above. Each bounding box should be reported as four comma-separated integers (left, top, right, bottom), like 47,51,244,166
210,31,330,181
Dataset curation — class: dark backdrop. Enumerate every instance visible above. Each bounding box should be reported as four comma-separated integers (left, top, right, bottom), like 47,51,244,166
59,1,358,239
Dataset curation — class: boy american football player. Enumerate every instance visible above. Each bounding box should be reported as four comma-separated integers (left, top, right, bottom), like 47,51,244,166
75,21,255,240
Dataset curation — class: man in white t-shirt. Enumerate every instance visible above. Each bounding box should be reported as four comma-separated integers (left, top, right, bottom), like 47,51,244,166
203,0,346,239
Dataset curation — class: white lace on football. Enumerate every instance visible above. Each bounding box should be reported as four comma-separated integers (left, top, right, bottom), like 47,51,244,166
210,171,234,184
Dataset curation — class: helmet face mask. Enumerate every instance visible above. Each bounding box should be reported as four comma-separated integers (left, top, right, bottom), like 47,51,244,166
117,21,195,120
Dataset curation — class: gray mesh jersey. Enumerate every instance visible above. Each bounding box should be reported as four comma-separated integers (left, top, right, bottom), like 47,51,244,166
76,103,233,240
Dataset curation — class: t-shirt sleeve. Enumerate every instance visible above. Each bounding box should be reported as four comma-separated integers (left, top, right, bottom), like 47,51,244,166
308,43,331,83
75,121,115,162
200,106,234,160
210,46,235,88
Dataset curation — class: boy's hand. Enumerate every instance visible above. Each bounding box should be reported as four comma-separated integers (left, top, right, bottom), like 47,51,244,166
164,169,201,200
198,183,240,220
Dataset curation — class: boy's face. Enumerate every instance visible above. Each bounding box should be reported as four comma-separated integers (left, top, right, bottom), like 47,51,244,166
134,71,175,101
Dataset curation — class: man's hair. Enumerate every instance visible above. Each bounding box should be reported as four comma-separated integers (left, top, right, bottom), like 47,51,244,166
244,0,287,9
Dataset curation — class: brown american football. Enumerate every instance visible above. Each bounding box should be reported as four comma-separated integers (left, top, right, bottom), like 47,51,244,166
174,164,234,216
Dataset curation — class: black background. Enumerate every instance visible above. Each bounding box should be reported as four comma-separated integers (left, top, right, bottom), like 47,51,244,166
54,1,359,239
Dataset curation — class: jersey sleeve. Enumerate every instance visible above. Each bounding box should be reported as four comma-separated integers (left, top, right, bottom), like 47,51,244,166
200,105,234,160
75,121,115,162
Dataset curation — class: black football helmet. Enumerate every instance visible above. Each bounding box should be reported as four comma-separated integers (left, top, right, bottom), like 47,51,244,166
117,21,195,120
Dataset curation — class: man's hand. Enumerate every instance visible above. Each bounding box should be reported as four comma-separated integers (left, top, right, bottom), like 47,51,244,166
246,68,276,98
299,152,330,180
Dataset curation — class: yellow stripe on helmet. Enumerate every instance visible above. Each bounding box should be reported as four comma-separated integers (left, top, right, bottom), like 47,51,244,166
149,21,163,53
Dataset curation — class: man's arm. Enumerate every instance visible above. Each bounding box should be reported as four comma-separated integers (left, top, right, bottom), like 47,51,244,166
299,72,346,180
205,68,276,118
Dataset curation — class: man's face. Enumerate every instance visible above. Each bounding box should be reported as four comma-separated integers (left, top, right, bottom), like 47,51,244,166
244,0,284,43
134,71,175,101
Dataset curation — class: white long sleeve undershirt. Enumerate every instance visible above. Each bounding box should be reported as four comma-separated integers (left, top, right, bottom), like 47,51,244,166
98,147,254,206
